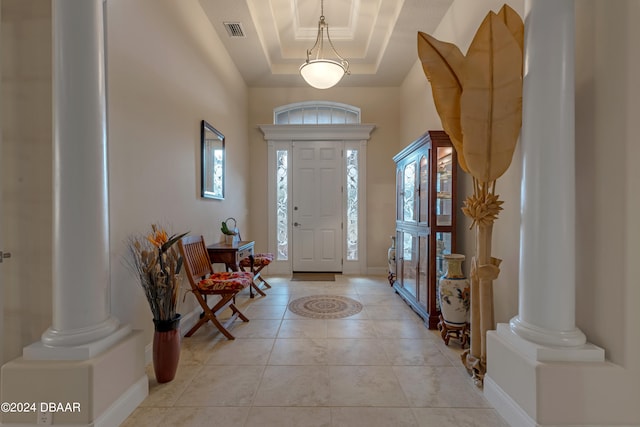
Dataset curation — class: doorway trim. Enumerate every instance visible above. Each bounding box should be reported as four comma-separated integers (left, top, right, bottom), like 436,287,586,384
259,124,375,276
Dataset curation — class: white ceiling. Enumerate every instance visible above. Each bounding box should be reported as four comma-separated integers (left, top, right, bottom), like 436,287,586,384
199,0,454,87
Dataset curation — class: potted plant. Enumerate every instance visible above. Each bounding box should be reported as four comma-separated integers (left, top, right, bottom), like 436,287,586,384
127,224,188,383
221,217,240,244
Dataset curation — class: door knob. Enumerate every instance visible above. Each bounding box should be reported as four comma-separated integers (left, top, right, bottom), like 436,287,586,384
0,251,11,263
294,222,300,227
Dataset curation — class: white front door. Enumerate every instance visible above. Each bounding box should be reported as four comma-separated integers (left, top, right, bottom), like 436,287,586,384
291,141,343,272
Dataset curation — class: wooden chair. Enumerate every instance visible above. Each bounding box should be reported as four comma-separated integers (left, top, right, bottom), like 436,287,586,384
178,235,253,340
239,253,274,293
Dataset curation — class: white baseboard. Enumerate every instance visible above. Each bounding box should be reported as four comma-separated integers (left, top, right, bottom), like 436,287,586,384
486,374,640,427
484,374,537,427
94,375,148,427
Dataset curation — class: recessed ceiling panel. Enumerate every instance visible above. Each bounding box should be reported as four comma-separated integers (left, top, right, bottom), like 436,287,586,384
293,0,355,31
270,0,400,59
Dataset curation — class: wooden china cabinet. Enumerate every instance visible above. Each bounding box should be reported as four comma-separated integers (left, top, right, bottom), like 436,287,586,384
392,130,458,329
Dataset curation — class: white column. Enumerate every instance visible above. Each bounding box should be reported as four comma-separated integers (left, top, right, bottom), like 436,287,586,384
485,2,605,424
33,0,123,354
0,3,146,424
509,0,586,347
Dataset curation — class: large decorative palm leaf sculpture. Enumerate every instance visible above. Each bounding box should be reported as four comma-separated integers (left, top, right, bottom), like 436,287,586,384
418,4,523,386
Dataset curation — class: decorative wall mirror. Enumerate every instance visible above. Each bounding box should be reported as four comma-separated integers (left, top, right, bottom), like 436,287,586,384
201,120,225,200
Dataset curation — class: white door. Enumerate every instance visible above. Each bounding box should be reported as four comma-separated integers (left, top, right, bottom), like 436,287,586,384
291,141,343,272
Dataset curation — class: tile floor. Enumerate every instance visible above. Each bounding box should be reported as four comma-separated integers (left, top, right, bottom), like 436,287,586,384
122,275,508,427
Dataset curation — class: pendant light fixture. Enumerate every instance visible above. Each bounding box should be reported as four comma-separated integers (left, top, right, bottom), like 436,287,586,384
299,0,350,89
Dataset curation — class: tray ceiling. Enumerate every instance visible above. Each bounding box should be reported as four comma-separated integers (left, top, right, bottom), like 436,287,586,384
199,0,453,87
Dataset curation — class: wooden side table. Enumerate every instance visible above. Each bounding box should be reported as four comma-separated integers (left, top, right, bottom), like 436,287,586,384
206,240,264,298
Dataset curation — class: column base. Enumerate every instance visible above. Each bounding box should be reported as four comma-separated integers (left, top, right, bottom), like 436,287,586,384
24,324,132,361
509,316,589,349
1,329,147,426
40,317,121,349
505,320,603,361
485,324,638,426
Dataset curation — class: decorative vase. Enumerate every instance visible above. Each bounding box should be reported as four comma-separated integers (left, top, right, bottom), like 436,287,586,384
437,254,470,346
152,314,181,383
387,236,396,285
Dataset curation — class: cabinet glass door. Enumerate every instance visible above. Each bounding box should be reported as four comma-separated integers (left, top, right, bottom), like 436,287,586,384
419,155,428,223
435,231,452,312
403,162,417,222
436,147,453,226
418,235,429,309
396,169,403,220
399,231,417,298
435,231,452,279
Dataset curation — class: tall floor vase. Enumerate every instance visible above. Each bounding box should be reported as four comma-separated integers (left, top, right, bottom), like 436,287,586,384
152,314,181,383
437,254,470,346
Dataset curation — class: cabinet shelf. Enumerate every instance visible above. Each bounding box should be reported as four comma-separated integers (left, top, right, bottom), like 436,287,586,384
392,131,457,329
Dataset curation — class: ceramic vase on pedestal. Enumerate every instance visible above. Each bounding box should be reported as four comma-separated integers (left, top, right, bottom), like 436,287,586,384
152,314,181,383
437,254,470,346
387,236,396,285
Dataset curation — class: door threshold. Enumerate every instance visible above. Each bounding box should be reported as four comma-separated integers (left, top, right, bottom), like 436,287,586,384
291,272,337,281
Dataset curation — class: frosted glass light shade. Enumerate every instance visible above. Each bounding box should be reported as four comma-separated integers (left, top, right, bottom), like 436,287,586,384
300,59,347,89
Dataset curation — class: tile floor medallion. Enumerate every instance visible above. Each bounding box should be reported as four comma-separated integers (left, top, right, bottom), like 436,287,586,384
288,295,363,319
122,275,509,427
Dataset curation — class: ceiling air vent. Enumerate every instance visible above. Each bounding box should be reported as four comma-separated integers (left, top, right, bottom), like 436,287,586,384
223,22,245,38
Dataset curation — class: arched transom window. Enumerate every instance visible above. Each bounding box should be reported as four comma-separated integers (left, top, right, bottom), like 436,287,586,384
274,101,361,125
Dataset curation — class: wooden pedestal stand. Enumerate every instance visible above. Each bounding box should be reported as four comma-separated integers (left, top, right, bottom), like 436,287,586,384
438,315,470,347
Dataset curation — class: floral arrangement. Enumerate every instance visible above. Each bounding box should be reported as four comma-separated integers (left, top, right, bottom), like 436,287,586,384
127,225,188,321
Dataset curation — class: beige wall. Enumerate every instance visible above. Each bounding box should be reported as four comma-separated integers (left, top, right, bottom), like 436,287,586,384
574,0,640,375
1,0,53,363
247,86,400,271
106,0,249,342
